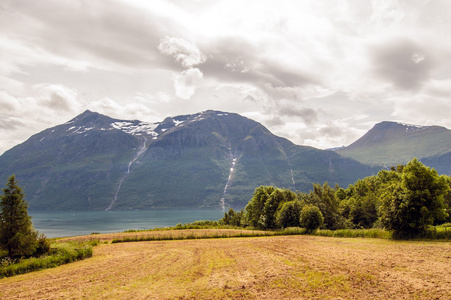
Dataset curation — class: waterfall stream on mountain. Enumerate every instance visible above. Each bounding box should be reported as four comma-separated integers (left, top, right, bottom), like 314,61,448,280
106,136,149,211
220,145,238,210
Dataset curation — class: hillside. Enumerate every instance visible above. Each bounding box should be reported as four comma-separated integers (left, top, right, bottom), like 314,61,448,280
336,121,451,171
0,110,375,211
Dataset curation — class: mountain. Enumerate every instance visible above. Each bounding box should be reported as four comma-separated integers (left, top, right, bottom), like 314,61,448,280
0,110,376,211
336,121,451,173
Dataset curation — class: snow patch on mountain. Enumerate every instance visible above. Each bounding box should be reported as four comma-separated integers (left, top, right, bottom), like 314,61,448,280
397,122,426,133
66,126,95,134
173,119,185,126
111,121,159,137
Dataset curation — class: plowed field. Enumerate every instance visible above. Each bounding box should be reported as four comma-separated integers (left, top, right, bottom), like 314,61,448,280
1,234,450,299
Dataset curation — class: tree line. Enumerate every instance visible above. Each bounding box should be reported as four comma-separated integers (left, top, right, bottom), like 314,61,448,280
222,158,451,236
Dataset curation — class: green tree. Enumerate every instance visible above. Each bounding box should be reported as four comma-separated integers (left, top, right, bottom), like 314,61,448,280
276,200,303,228
307,182,344,229
339,176,380,228
443,176,451,223
0,175,39,258
379,159,449,235
262,188,296,229
245,186,296,229
221,208,244,227
300,205,324,232
245,186,276,228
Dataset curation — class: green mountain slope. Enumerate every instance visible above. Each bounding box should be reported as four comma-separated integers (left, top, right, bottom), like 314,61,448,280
336,121,451,170
0,110,377,210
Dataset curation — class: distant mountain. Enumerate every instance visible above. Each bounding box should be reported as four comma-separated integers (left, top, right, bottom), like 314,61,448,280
0,110,376,211
336,121,451,173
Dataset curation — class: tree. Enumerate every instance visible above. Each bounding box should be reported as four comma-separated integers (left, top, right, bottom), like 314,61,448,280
307,182,344,229
221,208,244,227
379,159,449,235
245,186,297,229
245,186,276,228
443,176,451,223
300,205,324,232
276,200,303,228
339,176,380,228
0,175,38,258
262,188,296,229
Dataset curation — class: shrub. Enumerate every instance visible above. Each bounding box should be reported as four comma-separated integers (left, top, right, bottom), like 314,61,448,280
300,205,324,232
0,241,95,278
276,201,302,228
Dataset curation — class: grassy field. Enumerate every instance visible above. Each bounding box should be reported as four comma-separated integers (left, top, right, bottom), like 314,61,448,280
1,231,450,299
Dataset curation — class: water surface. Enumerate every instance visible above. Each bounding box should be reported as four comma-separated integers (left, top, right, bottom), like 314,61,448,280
29,210,225,238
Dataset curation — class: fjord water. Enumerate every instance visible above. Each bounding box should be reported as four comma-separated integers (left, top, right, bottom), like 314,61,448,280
29,210,225,238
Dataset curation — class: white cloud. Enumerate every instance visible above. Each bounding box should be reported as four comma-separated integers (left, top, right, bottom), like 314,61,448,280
411,52,425,64
158,36,206,68
173,68,204,100
1,0,451,153
87,97,159,122
390,92,451,129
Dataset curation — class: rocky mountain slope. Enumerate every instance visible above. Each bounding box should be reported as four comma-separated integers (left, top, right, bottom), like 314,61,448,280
0,110,376,210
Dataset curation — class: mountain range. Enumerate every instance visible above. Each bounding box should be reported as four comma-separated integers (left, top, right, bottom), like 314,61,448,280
336,121,451,174
0,110,449,211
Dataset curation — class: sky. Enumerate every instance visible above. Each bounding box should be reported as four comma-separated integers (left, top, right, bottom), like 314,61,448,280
1,0,451,154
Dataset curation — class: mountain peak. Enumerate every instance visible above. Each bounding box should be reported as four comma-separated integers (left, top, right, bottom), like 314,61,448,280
337,120,451,166
66,110,112,125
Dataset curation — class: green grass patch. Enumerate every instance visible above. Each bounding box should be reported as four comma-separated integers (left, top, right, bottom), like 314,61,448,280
0,240,98,278
391,226,451,240
314,228,392,239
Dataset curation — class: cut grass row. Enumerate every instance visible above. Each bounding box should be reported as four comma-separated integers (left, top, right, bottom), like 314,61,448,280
110,224,451,244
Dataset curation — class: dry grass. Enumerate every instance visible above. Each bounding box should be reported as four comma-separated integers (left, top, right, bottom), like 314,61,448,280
1,233,450,299
59,229,270,243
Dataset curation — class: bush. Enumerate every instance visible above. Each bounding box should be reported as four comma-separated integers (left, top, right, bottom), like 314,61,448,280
35,233,51,256
276,201,302,228
300,205,324,232
0,241,95,278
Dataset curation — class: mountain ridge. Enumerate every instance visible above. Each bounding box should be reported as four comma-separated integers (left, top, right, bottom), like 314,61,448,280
336,121,451,170
0,110,376,211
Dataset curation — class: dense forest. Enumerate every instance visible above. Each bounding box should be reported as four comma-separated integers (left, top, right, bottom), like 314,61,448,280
222,159,451,236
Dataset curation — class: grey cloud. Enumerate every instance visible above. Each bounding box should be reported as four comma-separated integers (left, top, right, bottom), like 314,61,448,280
2,0,320,98
243,94,257,103
265,116,284,127
1,0,179,70
0,116,24,130
278,107,318,125
201,36,319,89
319,125,343,138
48,92,73,111
370,38,434,90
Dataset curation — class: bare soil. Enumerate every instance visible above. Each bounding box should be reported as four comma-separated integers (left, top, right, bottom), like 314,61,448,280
1,234,450,299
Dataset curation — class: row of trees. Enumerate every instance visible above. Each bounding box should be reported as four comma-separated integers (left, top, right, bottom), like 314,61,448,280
222,159,451,235
0,175,50,258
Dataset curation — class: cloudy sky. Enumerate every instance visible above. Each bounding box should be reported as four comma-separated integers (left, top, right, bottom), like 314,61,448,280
1,0,451,154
